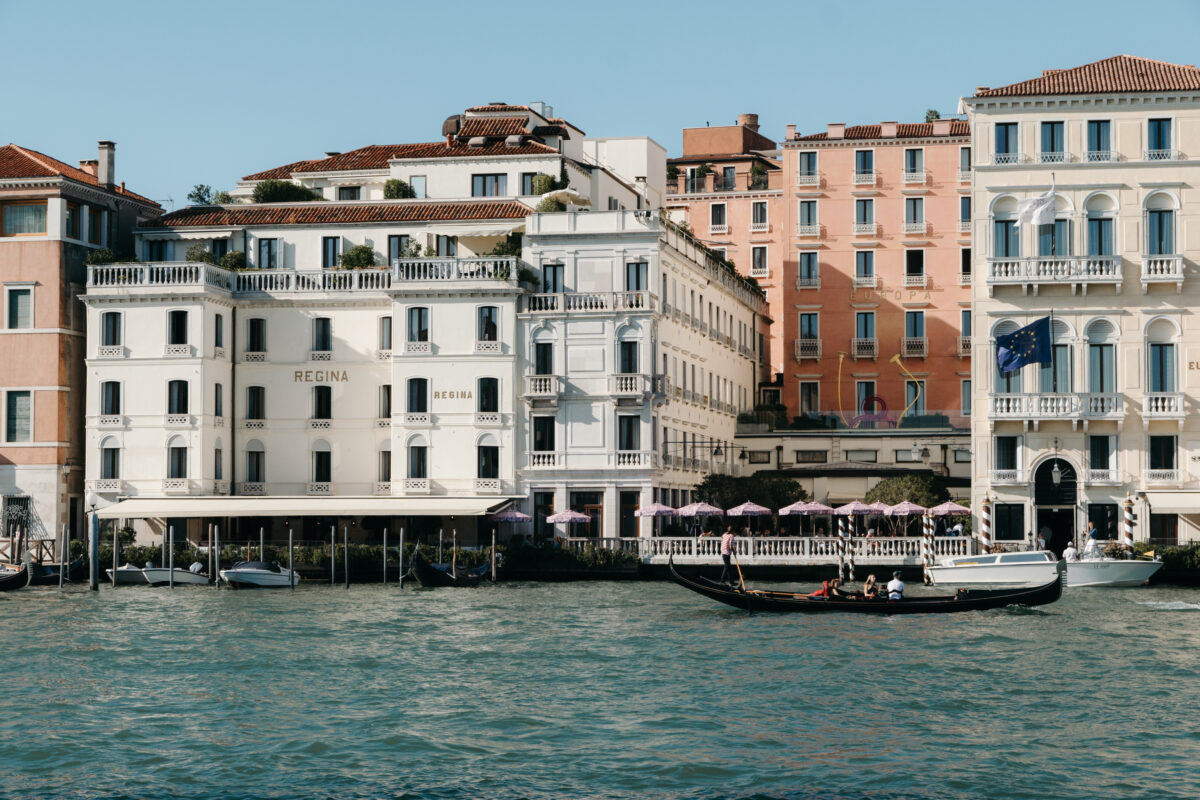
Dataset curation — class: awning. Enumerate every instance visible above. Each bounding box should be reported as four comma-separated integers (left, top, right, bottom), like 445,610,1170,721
431,222,525,237
96,496,511,519
1141,491,1200,514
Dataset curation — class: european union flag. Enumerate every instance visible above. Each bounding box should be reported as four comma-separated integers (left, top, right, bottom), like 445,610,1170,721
996,317,1052,374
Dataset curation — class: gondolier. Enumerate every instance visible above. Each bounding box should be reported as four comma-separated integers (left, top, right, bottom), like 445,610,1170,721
719,527,735,584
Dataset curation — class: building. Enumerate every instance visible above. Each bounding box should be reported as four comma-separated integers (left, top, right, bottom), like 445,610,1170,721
778,119,973,430
0,141,159,550
964,55,1200,549
664,114,783,386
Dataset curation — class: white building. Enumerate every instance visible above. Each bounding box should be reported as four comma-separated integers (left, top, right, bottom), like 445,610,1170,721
965,55,1200,549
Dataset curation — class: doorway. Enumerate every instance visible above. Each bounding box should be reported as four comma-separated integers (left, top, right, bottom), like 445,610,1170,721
1036,507,1074,555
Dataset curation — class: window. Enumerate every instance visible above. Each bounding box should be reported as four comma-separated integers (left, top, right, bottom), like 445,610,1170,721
388,235,412,263
960,197,971,223
476,441,499,479
854,150,873,175
168,380,189,414
312,385,332,419
795,449,826,463
322,236,341,268
543,263,564,293
1087,120,1111,159
751,246,767,277
65,202,80,239
961,310,972,336
905,251,925,279
247,318,266,352
798,252,818,285
905,197,924,223
212,239,229,260
1087,321,1116,393
1040,121,1065,161
379,316,393,350
1088,214,1114,256
856,312,875,339
409,176,426,198
905,380,926,415
258,238,277,269
214,447,223,481
246,386,265,420
904,148,923,173
845,449,877,463
478,306,498,341
747,451,771,464
146,240,169,262
337,186,361,201
407,378,428,413
312,317,332,352
855,199,873,224
478,378,498,413
2,201,47,236
619,340,638,373
471,174,507,197
214,383,223,418
436,235,456,257
313,448,332,483
1149,342,1176,392
710,203,726,227
4,391,30,442
1148,208,1175,255
1149,435,1176,470
895,449,920,463
168,443,188,479
521,173,537,196
6,288,31,329
86,207,102,244
993,220,1019,257
798,152,817,177
625,261,647,291
1149,513,1178,546
799,382,819,415
1038,219,1070,256
954,449,971,463
905,311,925,338
379,384,392,418
994,436,1019,470
752,201,767,226
168,310,188,345
855,381,876,416
534,342,553,375
214,314,224,349
995,123,1018,159
101,441,120,480
798,200,817,226
101,381,121,415
101,312,122,346
798,313,818,339
407,307,429,342
855,251,874,279
1088,435,1115,471
532,416,555,451
959,146,971,173
1148,118,1172,154
994,503,1024,541
1039,340,1071,393
961,380,971,416
618,415,640,451
246,445,265,483
961,247,972,277
721,166,735,190
378,450,392,482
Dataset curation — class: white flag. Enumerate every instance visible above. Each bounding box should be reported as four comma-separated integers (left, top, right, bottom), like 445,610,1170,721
1018,182,1057,227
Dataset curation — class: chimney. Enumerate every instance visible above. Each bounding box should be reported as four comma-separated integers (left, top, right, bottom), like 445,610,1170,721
785,124,796,140
974,86,990,95
827,123,845,140
880,121,898,138
97,141,115,188
78,159,98,176
932,119,952,136
737,113,759,132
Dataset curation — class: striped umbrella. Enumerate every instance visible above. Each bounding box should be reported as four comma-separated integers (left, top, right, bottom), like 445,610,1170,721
780,501,836,516
546,510,590,524
834,501,873,516
491,508,532,522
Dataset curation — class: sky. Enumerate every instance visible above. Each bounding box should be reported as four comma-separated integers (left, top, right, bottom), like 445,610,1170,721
3,0,1200,210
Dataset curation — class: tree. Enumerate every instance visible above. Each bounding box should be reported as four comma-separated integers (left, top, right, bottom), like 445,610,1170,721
187,184,214,205
338,244,377,268
185,243,217,265
863,473,949,508
212,190,234,204
534,196,566,212
693,473,808,531
219,250,247,270
384,179,416,199
925,108,941,123
251,179,322,203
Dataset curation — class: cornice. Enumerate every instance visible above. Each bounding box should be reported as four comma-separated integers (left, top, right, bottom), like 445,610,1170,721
966,91,1200,113
783,136,970,150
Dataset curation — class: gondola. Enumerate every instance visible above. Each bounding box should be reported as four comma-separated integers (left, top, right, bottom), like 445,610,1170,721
29,556,86,586
668,558,1063,614
0,564,31,592
410,550,489,587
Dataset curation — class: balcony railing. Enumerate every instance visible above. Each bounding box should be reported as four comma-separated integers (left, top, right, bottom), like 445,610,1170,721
903,272,928,288
240,482,265,495
1082,393,1123,419
527,451,564,468
1141,255,1183,292
98,415,124,427
310,349,332,361
853,222,877,237
87,479,123,493
244,351,266,362
1085,150,1114,163
404,412,430,426
374,482,392,496
165,414,192,427
901,337,927,358
794,338,821,360
796,173,820,187
1086,468,1122,485
1144,469,1180,484
795,224,821,237
164,344,193,357
474,478,501,493
709,224,728,235
990,469,1027,484
957,335,971,357
958,220,972,233
957,170,972,183
97,345,126,358
308,418,332,430
853,274,877,289
1038,151,1066,163
985,256,1121,291
903,170,926,185
615,450,656,468
1144,392,1184,419
851,338,878,359
475,339,501,354
1144,149,1180,161
903,221,927,235
610,373,650,397
392,257,520,283
750,266,769,278
990,393,1080,419
403,478,430,494
522,291,652,313
795,274,820,290
749,221,770,233
959,270,972,286
854,170,876,186
993,152,1022,165
475,411,500,425
163,479,193,494
524,374,563,398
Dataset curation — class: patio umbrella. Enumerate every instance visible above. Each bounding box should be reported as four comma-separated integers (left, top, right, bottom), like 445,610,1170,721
928,501,971,516
634,502,676,517
546,510,590,524
884,501,927,516
792,501,836,515
834,501,873,516
539,188,591,207
675,502,724,517
491,508,532,522
727,501,771,517
866,502,891,514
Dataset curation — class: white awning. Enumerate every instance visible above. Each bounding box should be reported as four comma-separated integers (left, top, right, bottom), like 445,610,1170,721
96,496,511,519
1141,491,1200,514
431,222,525,237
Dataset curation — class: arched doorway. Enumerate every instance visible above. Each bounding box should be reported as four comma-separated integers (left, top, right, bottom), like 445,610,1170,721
1034,458,1076,554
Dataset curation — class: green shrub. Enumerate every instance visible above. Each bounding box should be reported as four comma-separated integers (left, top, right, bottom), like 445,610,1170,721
338,244,377,268
219,250,247,270
666,164,680,181
517,266,538,285
487,233,522,257
535,197,566,212
252,179,322,203
383,179,416,199
185,243,218,265
85,248,116,265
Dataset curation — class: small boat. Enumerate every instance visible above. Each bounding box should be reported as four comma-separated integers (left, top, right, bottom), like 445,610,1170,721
668,558,1063,614
0,564,31,592
410,550,489,587
106,563,149,585
30,556,87,585
1065,555,1162,587
219,561,298,589
142,564,211,586
929,550,1163,588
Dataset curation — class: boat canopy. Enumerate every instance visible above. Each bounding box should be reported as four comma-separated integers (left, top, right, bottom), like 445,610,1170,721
96,496,509,519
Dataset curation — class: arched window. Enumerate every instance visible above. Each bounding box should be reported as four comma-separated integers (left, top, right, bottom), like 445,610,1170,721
1085,320,1117,394
1146,193,1177,256
477,433,499,479
1038,319,1072,393
1036,195,1071,257
100,436,120,479
101,381,121,415
1085,194,1116,257
407,434,428,478
168,380,188,414
167,435,188,479
618,335,639,374
991,197,1019,258
245,440,265,483
311,440,331,483
993,320,1023,393
1147,319,1177,393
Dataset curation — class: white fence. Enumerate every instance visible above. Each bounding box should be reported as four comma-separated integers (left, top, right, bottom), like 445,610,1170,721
562,536,979,566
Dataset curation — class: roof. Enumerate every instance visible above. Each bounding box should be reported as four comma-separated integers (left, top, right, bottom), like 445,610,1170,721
458,116,529,138
791,121,969,142
0,144,159,206
242,140,559,180
667,152,781,165
465,104,531,113
975,55,1200,98
144,200,531,228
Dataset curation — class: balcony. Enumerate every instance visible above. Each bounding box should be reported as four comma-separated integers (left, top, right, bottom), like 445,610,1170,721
709,224,729,236
610,373,650,398
794,338,821,360
750,266,769,279
97,415,124,427
1038,151,1066,164
240,482,265,495
405,341,431,354
1086,150,1114,163
985,256,1121,295
1144,149,1181,161
958,220,971,234
403,478,430,494
993,152,1022,165
616,450,656,468
475,339,501,354
959,270,972,286
96,345,126,359
903,171,926,185
1144,392,1184,422
853,274,877,289
307,482,332,495
214,346,226,360
990,393,1081,421
903,221,927,235
163,479,193,494
853,222,877,237
404,412,431,426
474,478,501,493
475,411,501,426
165,414,192,427
901,337,928,358
308,418,332,430
527,451,564,468
750,221,770,233
851,338,878,360
1081,393,1123,421
957,170,972,183
795,224,821,238
795,274,820,290
522,291,652,314
854,170,876,186
376,417,391,428
243,419,266,429
376,349,392,361
309,349,332,361
1141,255,1183,292
990,469,1027,484
214,480,230,495
796,173,820,187
244,351,266,362
87,479,123,493
957,335,971,357
525,374,563,400
903,273,928,289
164,344,193,357
1086,468,1123,485
1144,469,1181,485
374,482,392,496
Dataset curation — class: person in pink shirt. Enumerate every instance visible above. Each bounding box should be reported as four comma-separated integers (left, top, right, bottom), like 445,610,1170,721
720,526,736,584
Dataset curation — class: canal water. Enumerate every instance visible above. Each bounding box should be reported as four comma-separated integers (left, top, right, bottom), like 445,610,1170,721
1,580,1198,799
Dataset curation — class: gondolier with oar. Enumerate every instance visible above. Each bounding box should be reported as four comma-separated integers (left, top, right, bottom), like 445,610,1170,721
719,526,735,584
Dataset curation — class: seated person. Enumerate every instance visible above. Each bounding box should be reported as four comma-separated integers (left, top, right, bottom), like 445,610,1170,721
1062,541,1080,562
808,580,831,598
886,570,905,600
862,574,879,599
808,578,845,598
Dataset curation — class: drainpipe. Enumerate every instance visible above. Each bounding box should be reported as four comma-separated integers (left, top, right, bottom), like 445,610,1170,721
230,305,237,495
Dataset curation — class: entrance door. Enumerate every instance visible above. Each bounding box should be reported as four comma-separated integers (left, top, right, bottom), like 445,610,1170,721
1036,507,1074,555
584,505,603,539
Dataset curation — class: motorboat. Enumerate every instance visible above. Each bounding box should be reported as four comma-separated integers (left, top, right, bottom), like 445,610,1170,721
106,563,149,585
142,562,211,586
929,550,1162,588
218,561,298,589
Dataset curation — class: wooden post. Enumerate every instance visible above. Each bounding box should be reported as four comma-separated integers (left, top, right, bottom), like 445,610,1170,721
922,515,933,585
383,528,388,585
168,525,175,588
330,525,336,585
846,516,855,581
343,526,349,589
398,527,405,589
259,526,264,562
58,524,66,591
491,526,497,583
111,524,118,587
289,528,294,591
438,528,443,563
979,496,993,555
214,523,220,587
207,523,213,580
452,529,457,579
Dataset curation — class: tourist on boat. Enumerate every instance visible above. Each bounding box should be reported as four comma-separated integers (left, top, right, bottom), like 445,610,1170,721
808,580,831,598
1063,541,1079,562
862,574,879,599
719,527,735,584
808,578,844,598
887,570,904,600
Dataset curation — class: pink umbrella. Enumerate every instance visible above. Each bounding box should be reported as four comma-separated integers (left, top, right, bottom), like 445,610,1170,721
792,501,835,515
866,502,890,514
492,508,532,522
834,501,873,515
884,501,927,516
779,501,809,516
929,501,971,516
634,502,676,518
727,501,771,517
676,502,724,517
546,510,590,524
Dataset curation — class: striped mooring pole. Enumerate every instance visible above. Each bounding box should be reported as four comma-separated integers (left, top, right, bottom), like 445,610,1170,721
1122,496,1135,556
836,516,846,581
846,516,856,582
922,514,933,585
979,496,992,555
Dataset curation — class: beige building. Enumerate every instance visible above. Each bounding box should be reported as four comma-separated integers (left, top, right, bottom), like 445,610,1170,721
964,55,1200,550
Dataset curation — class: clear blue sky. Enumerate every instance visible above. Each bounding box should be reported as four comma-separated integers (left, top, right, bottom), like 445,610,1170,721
3,0,1198,209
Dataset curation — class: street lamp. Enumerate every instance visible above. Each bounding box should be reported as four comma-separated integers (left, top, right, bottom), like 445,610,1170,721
1051,438,1063,486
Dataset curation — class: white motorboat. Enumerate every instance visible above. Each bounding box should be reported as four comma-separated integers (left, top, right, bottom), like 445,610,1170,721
142,563,211,586
929,550,1163,588
105,563,149,585
218,561,298,588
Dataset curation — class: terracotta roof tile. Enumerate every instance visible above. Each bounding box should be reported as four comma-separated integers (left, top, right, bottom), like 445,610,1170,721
792,121,969,141
243,158,325,181
975,55,1200,97
458,117,529,138
144,200,531,228
0,144,159,206
465,104,531,113
242,140,558,180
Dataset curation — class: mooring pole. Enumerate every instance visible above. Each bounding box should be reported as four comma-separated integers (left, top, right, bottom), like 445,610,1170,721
58,524,66,591
398,527,405,589
111,524,118,587
343,526,349,589
259,526,264,562
214,523,221,587
168,525,175,588
438,528,443,563
330,525,335,586
491,526,497,583
289,528,294,591
207,523,213,581
382,528,388,585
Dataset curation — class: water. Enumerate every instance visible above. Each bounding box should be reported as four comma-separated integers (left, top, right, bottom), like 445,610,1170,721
2,581,1199,800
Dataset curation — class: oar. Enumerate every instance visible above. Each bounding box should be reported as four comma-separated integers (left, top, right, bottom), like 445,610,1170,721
732,542,747,593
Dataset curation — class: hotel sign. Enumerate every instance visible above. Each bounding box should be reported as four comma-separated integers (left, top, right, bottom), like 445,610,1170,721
433,390,472,400
294,370,350,382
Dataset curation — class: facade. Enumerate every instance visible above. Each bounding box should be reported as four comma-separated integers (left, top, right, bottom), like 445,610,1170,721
779,120,973,430
0,142,159,547
965,55,1200,549
664,114,783,384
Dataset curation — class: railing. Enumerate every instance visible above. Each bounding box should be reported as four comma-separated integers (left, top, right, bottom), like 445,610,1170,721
98,415,124,427
854,170,876,186
794,338,821,360
993,152,1022,165
1144,149,1180,161
615,450,656,468
903,272,928,288
405,341,431,354
527,451,564,468
1082,393,1122,418
310,350,332,361
308,418,331,429
214,480,230,495
959,270,972,286
238,268,394,293
522,291,652,313
1141,255,1183,290
243,419,265,429
957,170,972,182
986,256,1121,287
957,335,971,356
851,337,878,359
1086,468,1122,485
1086,150,1114,163
403,478,429,493
903,170,926,185
374,482,391,496
1144,469,1180,484
244,351,266,362
901,337,928,358
795,274,820,290
376,349,392,361
240,482,265,495
1144,392,1184,419
1039,151,1066,163
749,221,769,233
164,344,192,357
163,478,192,493
639,536,978,565
214,346,226,360
87,262,233,290
474,478,501,493
475,411,500,425
903,221,927,235
393,257,519,283
709,224,728,235
989,469,1026,484
610,373,649,396
376,417,392,428
307,482,332,495
165,414,192,426
475,340,501,354
958,220,971,233
87,479,123,492
405,412,430,425
96,345,126,358
990,393,1080,419
796,173,820,187
524,374,562,398
853,274,877,289
853,222,877,236
794,224,821,237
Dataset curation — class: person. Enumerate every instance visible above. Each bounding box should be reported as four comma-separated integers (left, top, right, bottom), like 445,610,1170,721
1063,541,1079,562
808,580,831,598
808,577,844,599
951,522,964,537
887,570,904,600
719,526,736,584
862,574,879,599
1083,523,1100,557
1035,530,1047,551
